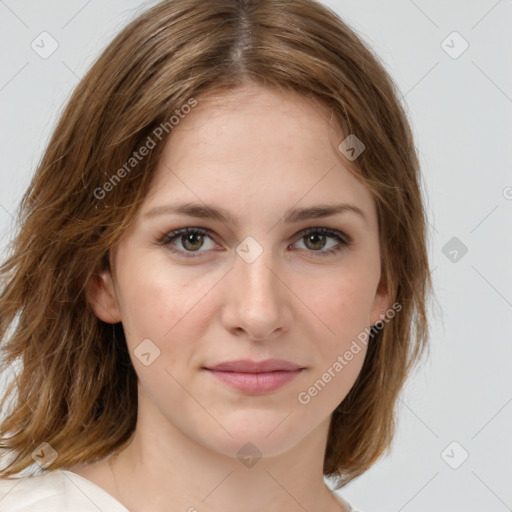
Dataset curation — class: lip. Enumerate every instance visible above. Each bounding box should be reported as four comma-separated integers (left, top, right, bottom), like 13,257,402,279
206,358,304,373
203,359,306,394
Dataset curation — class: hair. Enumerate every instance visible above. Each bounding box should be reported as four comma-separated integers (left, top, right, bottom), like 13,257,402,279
0,0,434,488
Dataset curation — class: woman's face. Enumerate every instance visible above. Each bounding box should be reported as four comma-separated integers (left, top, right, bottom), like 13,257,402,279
89,83,389,459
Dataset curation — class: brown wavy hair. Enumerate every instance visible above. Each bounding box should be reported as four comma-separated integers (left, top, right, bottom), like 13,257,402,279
0,0,434,488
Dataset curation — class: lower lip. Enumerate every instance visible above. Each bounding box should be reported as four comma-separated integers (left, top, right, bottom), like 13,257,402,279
205,369,304,394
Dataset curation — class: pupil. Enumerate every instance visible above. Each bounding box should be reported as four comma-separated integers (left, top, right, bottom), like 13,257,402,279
307,234,325,250
184,233,203,250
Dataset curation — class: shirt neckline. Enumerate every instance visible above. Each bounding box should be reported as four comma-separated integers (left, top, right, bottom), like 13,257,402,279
62,469,353,512
61,469,130,511
332,491,354,511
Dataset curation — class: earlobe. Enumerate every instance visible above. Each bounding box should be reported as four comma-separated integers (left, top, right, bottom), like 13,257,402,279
85,270,122,324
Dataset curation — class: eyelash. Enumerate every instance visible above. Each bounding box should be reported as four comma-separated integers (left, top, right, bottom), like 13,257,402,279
158,227,352,258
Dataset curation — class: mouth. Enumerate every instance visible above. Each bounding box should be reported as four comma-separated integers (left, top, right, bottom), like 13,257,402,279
203,359,306,394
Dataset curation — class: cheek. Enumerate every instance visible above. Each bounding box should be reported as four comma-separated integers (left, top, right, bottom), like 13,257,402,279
115,265,186,344
117,262,216,363
298,270,377,339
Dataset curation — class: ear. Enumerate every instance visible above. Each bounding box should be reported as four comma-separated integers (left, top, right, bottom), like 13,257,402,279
86,268,122,324
369,271,391,327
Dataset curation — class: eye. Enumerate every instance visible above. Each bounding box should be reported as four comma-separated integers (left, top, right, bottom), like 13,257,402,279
158,226,351,258
158,227,218,257
292,227,351,257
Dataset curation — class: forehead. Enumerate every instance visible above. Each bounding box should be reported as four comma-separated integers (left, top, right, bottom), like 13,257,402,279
141,83,376,228
178,83,343,140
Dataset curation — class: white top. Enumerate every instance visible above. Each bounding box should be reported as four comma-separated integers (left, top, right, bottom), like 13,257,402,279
0,469,362,511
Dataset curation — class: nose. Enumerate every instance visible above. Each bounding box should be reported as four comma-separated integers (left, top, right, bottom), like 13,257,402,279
220,245,292,341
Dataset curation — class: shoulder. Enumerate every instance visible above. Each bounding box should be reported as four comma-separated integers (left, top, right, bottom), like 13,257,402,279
0,469,127,512
0,470,68,511
333,491,364,512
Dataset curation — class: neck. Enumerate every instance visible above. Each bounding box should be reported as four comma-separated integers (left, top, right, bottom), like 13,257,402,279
108,397,344,512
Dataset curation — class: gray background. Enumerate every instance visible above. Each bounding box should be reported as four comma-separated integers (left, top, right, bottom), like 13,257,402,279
0,1,511,511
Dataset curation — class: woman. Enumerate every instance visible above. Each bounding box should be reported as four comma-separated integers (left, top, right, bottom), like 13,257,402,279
0,1,433,511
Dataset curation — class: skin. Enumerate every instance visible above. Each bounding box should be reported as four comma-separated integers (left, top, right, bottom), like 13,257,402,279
69,82,390,512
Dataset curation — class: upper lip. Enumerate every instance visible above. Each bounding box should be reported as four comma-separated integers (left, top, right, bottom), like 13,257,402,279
205,359,305,373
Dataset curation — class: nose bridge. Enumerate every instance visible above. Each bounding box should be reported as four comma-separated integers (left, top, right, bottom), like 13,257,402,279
234,236,279,299
223,235,289,339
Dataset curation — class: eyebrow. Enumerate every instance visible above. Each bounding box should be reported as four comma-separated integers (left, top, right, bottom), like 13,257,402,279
143,201,367,225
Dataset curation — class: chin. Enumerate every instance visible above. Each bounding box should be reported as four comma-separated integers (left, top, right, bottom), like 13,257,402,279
197,412,309,460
